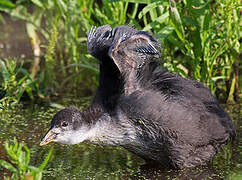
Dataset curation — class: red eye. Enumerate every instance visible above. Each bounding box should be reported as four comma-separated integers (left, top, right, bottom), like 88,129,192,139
61,122,68,127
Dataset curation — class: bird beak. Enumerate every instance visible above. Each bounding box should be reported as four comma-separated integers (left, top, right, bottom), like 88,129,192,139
40,128,57,146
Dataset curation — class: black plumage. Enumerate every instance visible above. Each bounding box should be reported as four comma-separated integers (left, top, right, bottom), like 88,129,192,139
40,25,235,169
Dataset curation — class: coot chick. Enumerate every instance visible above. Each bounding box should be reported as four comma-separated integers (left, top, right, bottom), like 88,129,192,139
40,25,235,169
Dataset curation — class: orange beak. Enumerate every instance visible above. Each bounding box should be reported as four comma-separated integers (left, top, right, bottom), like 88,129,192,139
40,129,57,146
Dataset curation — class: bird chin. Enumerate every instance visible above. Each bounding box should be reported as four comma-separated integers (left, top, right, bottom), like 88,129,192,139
53,137,75,145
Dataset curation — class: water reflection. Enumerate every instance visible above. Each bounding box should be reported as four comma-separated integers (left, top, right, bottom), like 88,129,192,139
0,101,241,179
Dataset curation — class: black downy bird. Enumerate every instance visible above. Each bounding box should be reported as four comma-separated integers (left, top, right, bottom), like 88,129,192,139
40,25,235,169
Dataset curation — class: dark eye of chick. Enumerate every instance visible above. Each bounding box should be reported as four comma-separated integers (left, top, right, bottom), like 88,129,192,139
103,30,111,39
61,122,68,127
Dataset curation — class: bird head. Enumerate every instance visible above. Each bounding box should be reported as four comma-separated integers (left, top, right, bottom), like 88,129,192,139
40,107,91,146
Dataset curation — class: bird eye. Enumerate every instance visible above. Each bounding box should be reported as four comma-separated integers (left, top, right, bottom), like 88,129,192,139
103,30,111,39
61,122,68,127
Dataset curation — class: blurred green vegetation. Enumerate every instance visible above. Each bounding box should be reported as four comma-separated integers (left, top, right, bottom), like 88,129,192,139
0,0,241,108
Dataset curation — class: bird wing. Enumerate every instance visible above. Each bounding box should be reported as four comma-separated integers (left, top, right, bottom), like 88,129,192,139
108,31,160,74
87,25,112,58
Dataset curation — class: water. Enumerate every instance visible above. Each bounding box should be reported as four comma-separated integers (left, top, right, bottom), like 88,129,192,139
0,97,241,180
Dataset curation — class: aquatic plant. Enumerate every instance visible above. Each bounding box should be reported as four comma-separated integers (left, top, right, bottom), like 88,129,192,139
0,59,40,109
0,138,53,180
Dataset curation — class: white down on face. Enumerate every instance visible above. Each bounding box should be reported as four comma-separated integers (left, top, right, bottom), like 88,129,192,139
52,126,91,145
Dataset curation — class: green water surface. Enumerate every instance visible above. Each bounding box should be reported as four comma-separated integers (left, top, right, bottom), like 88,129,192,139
0,97,241,180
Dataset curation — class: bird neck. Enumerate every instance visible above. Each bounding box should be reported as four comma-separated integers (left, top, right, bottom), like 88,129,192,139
85,112,135,146
93,57,123,111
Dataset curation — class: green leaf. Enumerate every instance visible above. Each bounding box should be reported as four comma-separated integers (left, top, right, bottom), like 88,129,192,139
56,0,68,17
211,76,226,81
138,1,162,19
169,0,185,42
38,146,53,170
28,165,42,173
110,0,156,4
0,0,16,9
16,87,26,102
17,75,27,86
157,25,174,39
23,145,30,167
201,10,211,32
0,160,17,173
143,11,169,31
149,8,158,21
19,150,26,168
31,0,44,8
209,43,227,75
0,60,10,81
8,5,29,21
25,86,34,100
